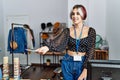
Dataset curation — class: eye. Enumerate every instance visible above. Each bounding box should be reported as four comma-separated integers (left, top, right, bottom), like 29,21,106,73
71,12,75,16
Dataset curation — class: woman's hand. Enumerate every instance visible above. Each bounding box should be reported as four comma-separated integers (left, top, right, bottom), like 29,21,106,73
78,68,87,80
35,46,49,55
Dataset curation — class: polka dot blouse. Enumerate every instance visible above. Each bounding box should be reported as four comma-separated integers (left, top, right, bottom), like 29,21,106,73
43,27,96,69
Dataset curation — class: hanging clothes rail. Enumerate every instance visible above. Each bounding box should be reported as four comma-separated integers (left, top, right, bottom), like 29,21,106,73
12,23,24,26
10,23,34,77
10,23,24,77
11,23,34,78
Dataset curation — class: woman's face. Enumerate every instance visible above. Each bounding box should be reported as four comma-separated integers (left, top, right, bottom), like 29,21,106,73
71,8,83,25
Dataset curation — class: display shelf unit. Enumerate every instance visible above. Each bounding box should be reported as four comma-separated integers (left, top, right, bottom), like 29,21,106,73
94,50,108,60
39,31,65,67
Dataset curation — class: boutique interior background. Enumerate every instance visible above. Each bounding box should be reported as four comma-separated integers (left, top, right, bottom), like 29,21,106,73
0,0,120,65
0,0,68,64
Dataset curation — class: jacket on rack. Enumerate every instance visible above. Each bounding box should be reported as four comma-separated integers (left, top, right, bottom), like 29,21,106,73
7,27,27,53
24,28,35,48
24,28,33,49
29,29,35,48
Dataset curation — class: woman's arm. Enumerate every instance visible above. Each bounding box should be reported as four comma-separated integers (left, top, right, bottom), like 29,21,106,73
78,27,96,80
36,28,69,55
43,28,69,52
83,27,96,69
78,68,87,80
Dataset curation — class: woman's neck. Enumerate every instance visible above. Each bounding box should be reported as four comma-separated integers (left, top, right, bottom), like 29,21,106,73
74,22,83,29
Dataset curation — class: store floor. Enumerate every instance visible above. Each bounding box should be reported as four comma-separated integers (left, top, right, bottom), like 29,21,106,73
21,64,61,80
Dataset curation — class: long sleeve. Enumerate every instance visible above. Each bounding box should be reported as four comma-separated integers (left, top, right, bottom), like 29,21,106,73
43,28,69,52
83,28,96,69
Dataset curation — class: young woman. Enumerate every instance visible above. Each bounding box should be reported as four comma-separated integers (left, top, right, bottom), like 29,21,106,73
36,4,96,80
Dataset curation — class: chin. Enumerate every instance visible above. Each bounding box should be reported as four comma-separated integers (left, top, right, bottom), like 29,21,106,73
74,22,79,25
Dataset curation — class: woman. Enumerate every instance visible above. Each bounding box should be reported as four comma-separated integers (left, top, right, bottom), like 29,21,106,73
36,4,96,80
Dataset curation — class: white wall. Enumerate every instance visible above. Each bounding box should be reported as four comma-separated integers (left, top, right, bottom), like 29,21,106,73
0,0,5,64
106,0,120,60
2,0,68,64
88,0,120,60
89,0,106,37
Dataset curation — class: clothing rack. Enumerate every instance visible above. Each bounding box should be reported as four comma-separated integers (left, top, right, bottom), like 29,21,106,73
10,23,29,77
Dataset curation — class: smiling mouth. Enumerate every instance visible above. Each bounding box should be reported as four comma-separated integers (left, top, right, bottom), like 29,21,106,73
73,19,78,23
73,17,79,22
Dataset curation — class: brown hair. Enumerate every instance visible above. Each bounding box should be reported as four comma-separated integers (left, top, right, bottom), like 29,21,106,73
23,24,30,29
70,4,87,20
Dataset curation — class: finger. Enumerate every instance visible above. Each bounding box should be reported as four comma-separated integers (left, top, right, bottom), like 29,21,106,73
78,77,84,80
40,49,46,55
37,51,44,55
39,52,44,55
36,49,43,54
35,48,41,52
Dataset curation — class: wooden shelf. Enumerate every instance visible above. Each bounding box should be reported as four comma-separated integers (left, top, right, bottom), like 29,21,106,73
94,50,108,60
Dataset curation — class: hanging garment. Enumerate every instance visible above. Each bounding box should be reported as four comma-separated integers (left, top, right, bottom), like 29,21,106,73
29,29,35,48
23,24,35,48
7,27,27,53
24,28,34,49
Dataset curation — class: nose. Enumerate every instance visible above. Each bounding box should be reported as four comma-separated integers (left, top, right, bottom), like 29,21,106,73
73,13,77,17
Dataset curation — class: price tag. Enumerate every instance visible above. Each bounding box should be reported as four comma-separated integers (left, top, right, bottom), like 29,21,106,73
73,55,82,61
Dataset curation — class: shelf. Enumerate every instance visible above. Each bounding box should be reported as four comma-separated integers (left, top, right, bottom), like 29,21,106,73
44,51,65,56
94,50,108,60
39,31,65,66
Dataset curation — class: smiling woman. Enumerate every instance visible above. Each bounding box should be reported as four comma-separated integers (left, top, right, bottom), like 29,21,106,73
1,1,120,80
36,4,96,80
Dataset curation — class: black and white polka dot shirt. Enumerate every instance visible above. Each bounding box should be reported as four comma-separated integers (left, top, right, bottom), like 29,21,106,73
44,27,96,69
